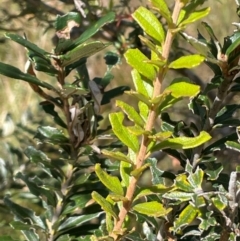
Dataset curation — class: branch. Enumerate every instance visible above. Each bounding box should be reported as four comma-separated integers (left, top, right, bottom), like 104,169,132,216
110,1,184,239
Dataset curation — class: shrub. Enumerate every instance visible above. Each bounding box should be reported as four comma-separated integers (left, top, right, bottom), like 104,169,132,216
0,0,240,241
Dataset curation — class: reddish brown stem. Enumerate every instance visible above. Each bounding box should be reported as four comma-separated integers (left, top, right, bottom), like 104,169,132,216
111,1,183,239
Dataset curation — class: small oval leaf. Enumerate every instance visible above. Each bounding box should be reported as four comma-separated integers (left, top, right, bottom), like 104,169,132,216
169,55,205,69
133,201,172,217
132,6,165,44
95,163,124,196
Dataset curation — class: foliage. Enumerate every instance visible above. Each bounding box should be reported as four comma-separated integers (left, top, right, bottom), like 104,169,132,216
0,0,240,241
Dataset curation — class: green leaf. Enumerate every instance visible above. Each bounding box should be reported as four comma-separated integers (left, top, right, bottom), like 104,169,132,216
116,100,144,127
139,101,149,121
203,132,237,155
5,33,49,57
58,212,102,231
215,104,240,123
225,141,240,152
169,55,205,69
109,112,139,152
91,192,118,219
149,131,172,141
37,126,69,143
150,91,172,105
4,196,46,230
67,12,115,51
125,90,151,106
163,191,193,202
149,0,172,24
174,204,198,232
62,193,92,215
205,163,223,180
62,84,89,95
101,86,130,105
131,69,153,98
0,62,55,90
22,229,40,241
225,31,240,56
55,12,81,31
187,167,204,189
181,32,217,62
179,8,210,26
15,172,57,206
95,163,124,196
41,102,67,129
165,79,200,98
211,195,227,211
132,6,165,44
131,163,151,178
10,221,34,230
61,41,110,67
151,131,211,151
127,126,149,136
134,184,173,201
102,150,133,164
0,237,18,241
24,146,50,165
124,49,156,80
198,211,217,231
30,55,58,75
56,234,71,241
133,201,172,217
147,158,164,185
175,174,194,192
138,36,162,56
120,161,132,187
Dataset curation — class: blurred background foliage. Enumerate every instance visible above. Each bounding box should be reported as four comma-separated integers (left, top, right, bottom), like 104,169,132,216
0,0,239,238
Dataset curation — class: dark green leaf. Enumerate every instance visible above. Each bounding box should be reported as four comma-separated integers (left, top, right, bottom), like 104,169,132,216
62,193,92,215
214,105,240,125
4,196,46,230
61,41,110,67
40,102,67,128
66,12,115,51
5,33,49,57
58,212,102,231
0,62,55,90
55,12,81,31
37,126,69,143
147,158,164,185
203,132,237,155
104,52,120,66
101,86,130,105
15,172,57,206
225,31,240,56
